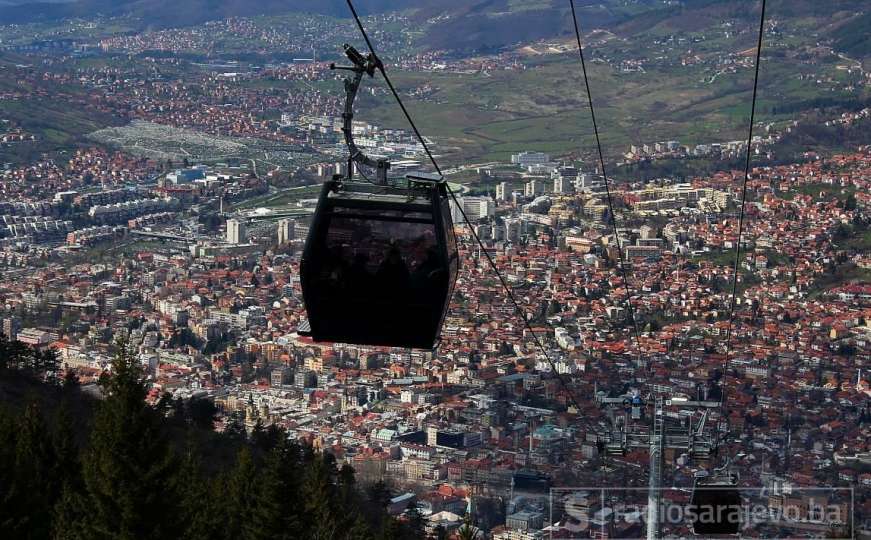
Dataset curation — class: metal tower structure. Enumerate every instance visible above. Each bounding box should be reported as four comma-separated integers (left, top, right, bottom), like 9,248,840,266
647,395,665,540
596,390,725,539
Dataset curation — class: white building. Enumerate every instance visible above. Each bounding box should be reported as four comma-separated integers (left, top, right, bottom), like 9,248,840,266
553,176,574,195
277,219,294,244
511,151,550,167
554,327,575,350
451,196,495,222
504,219,523,243
17,328,56,347
575,173,599,189
226,218,247,244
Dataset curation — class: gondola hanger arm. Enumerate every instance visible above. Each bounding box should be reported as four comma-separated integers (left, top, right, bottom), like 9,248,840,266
331,44,390,185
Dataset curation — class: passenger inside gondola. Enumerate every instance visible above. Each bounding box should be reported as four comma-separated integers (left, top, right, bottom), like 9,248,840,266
323,245,349,288
302,190,456,347
376,245,410,296
347,253,373,294
412,247,446,299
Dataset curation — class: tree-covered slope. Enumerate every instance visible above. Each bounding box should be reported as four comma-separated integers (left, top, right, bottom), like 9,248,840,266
0,338,423,540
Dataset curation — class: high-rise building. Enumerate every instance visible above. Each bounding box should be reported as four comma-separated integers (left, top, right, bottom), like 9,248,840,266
496,181,508,202
511,151,550,167
451,196,495,222
277,219,295,244
504,219,522,243
553,176,575,194
552,166,578,195
226,219,247,244
576,173,597,189
525,179,547,197
2,317,21,339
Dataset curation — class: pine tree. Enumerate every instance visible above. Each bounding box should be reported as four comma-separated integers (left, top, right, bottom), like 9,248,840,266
0,336,31,371
377,516,400,540
345,512,373,540
337,464,356,501
250,422,283,453
242,443,299,540
0,334,7,371
37,347,59,375
335,463,361,537
62,369,80,390
222,447,257,540
176,446,222,540
402,503,426,540
0,405,18,532
844,193,857,211
51,404,81,495
302,453,338,540
51,403,89,539
365,480,392,533
367,480,391,511
6,401,58,538
0,420,17,533
187,397,217,430
52,482,91,540
0,339,387,540
223,409,247,441
249,418,266,449
76,343,179,540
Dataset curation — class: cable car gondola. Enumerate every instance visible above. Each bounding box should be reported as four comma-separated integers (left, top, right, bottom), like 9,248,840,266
299,45,458,349
689,467,742,536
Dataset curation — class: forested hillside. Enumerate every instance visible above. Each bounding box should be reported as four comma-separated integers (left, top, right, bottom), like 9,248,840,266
0,337,429,540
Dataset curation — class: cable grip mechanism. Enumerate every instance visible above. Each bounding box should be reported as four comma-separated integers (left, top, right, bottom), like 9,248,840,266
330,44,390,185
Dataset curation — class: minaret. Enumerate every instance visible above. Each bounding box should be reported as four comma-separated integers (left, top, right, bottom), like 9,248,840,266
783,413,792,472
529,418,534,454
508,474,515,515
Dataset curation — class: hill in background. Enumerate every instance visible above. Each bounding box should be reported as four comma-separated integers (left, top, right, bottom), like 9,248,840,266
2,0,869,58
0,0,414,25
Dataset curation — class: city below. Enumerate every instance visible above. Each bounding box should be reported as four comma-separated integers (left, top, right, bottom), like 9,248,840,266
0,1,869,539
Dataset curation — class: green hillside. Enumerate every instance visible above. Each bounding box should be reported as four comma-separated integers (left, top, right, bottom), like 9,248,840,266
0,339,424,540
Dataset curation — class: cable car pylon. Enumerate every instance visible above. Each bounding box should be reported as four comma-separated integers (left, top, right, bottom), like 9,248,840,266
596,389,727,537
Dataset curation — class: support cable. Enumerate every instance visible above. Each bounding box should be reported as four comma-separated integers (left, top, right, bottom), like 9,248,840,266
569,0,643,365
345,0,597,430
345,0,442,177
720,0,768,440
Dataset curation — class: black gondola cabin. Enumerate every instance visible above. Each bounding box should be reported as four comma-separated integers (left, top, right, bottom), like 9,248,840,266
689,473,742,536
300,175,458,349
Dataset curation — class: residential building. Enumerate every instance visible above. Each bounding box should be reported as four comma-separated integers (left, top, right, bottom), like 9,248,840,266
227,219,247,244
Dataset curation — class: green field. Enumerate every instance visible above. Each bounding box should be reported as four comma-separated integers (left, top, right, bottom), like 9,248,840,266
694,250,738,267
779,182,858,202
0,97,123,163
232,185,323,210
1,0,869,172
809,263,871,298
354,15,869,167
842,225,871,252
